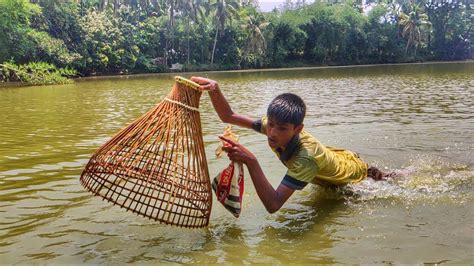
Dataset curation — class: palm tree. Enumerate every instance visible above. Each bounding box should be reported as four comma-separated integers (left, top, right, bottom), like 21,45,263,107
241,11,269,66
163,0,177,66
178,0,201,64
210,0,240,65
399,2,431,57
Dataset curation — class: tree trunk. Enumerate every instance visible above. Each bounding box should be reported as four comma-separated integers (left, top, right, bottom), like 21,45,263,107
113,0,119,15
166,1,175,66
170,1,175,55
187,18,190,65
211,27,219,65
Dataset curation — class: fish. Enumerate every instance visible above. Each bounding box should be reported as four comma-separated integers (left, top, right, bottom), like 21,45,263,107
215,125,239,158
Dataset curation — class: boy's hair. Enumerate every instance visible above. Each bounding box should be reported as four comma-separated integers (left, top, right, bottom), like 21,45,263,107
267,93,306,126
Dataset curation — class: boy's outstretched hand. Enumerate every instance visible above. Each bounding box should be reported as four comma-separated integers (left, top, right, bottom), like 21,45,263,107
219,135,257,165
191,77,219,91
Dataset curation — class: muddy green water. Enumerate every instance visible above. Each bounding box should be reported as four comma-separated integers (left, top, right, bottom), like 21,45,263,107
0,62,473,264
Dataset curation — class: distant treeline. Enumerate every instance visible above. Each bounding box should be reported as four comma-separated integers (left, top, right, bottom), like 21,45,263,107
0,0,472,83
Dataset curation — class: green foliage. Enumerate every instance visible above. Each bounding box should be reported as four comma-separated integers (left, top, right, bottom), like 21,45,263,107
365,4,404,63
212,28,241,66
269,21,306,66
0,61,77,85
27,30,82,66
0,0,40,62
134,16,168,71
300,4,348,64
0,0,81,67
36,1,86,67
240,7,269,67
399,2,431,58
79,10,137,73
425,0,471,60
0,0,471,84
210,0,241,65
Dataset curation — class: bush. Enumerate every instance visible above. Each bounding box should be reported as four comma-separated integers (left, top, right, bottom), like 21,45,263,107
0,61,77,85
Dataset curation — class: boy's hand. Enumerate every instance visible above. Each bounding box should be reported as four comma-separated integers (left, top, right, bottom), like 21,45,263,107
219,135,256,165
191,76,219,91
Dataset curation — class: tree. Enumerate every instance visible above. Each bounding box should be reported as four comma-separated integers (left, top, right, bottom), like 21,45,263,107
0,0,80,67
270,21,307,66
240,9,269,67
134,15,168,71
398,1,431,57
210,0,240,65
300,4,344,64
178,0,200,64
79,10,129,73
0,0,41,63
365,3,404,63
424,0,471,60
36,1,86,69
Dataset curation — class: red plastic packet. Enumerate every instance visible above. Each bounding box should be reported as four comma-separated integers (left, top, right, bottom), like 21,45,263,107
212,126,244,217
212,161,244,217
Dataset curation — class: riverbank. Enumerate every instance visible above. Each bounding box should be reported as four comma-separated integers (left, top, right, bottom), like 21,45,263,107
1,60,472,87
75,59,474,82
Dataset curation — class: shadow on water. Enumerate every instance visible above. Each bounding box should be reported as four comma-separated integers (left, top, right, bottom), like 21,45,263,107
126,188,352,264
262,191,346,264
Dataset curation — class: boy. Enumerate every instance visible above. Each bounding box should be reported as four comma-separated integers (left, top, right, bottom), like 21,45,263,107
191,76,385,213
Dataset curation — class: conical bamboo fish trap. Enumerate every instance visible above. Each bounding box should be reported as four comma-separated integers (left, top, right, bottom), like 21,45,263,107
80,76,212,228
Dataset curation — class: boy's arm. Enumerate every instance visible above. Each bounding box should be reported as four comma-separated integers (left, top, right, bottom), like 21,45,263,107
191,76,254,129
221,136,295,213
246,159,295,213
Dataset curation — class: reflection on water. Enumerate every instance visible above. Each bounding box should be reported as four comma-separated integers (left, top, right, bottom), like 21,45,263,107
0,62,473,264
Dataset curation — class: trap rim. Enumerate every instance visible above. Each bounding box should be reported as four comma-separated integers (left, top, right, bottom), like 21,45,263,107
175,76,201,91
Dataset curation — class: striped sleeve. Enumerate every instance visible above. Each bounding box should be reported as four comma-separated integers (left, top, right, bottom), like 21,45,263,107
252,116,267,135
252,119,262,133
281,175,308,190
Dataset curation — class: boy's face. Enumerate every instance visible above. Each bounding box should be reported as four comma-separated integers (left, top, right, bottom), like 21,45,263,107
266,117,303,150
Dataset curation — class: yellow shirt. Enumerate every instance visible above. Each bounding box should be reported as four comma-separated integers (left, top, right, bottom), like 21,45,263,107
253,117,368,188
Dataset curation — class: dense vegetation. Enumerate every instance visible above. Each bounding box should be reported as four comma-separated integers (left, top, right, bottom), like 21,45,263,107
0,0,471,84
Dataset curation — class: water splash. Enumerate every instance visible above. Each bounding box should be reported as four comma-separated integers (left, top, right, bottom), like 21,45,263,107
344,155,474,205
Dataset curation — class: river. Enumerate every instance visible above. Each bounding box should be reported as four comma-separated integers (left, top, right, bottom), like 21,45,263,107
0,62,472,263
